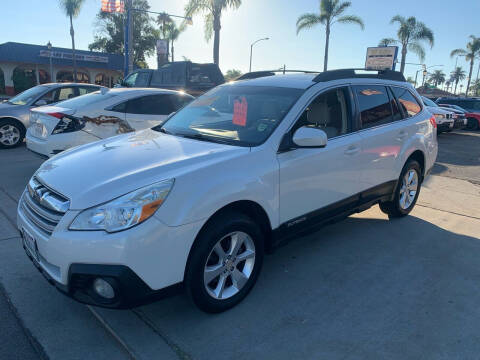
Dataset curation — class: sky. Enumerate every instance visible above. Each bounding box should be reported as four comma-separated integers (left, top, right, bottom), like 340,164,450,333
1,0,480,88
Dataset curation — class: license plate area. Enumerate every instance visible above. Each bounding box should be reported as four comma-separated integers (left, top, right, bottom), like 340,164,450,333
22,228,40,263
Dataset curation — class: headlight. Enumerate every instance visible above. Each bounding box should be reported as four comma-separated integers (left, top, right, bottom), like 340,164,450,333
70,179,174,232
30,111,39,126
435,114,445,120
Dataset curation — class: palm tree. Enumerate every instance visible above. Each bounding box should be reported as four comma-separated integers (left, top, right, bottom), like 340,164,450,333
165,21,187,62
451,35,480,96
157,13,173,61
379,16,434,74
296,0,364,71
59,0,85,83
185,0,242,65
471,79,480,96
429,70,446,87
451,67,466,94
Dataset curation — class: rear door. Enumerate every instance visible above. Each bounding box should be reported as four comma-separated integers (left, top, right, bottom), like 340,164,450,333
354,84,407,190
125,94,191,130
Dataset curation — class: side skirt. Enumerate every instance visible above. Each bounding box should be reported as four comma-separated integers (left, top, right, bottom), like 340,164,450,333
271,180,397,248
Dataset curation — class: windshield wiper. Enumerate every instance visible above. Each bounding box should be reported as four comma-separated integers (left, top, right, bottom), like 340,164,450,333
175,132,232,145
157,127,171,135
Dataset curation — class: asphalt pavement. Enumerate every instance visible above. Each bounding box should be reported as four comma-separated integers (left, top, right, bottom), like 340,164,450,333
0,129,479,360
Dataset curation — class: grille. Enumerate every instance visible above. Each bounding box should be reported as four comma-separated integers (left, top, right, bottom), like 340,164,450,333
21,177,69,235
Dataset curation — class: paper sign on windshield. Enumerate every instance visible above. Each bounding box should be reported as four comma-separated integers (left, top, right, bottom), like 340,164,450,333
233,96,248,126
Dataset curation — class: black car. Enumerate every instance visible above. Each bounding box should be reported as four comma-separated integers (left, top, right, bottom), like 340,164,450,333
435,97,480,113
121,61,225,97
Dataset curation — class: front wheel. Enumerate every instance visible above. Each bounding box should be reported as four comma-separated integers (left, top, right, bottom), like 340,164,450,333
185,212,264,313
379,160,422,218
0,120,24,148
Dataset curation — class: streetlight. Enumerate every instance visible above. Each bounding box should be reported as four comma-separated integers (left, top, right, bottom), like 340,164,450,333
415,64,443,87
249,37,269,72
47,41,53,83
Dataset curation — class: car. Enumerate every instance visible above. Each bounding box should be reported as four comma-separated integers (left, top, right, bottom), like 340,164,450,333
26,88,194,157
435,103,467,129
0,83,102,148
436,99,480,130
120,61,225,96
17,69,437,313
421,96,455,133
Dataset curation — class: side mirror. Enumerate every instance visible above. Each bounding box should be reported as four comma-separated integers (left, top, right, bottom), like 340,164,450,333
292,126,328,148
35,99,48,106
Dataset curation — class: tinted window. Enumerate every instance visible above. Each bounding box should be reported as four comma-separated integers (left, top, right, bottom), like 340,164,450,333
160,85,303,146
391,87,422,117
189,66,215,85
126,94,185,115
110,101,127,113
79,86,99,96
37,89,57,104
294,87,352,139
58,91,117,109
354,85,393,129
135,72,150,87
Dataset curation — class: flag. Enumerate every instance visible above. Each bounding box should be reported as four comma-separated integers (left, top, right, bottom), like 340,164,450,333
101,0,125,13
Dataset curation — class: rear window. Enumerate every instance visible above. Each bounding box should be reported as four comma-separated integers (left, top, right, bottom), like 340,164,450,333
57,92,116,109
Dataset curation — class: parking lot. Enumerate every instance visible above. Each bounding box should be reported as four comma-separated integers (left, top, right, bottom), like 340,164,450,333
0,130,479,360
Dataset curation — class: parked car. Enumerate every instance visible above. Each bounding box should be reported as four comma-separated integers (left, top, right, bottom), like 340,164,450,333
434,104,467,129
0,83,102,148
26,88,194,157
436,98,480,130
17,69,437,313
421,96,455,132
121,61,225,96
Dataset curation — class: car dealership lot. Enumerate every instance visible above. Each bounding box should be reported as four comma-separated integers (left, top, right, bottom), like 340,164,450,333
0,130,479,360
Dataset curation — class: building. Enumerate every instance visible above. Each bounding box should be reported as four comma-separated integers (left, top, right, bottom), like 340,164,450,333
0,42,124,96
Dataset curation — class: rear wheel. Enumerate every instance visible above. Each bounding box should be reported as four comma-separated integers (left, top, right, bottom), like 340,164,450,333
185,211,264,313
466,117,479,131
0,120,24,148
379,160,422,218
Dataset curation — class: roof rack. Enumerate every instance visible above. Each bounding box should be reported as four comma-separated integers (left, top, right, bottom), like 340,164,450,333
236,69,319,81
312,68,406,83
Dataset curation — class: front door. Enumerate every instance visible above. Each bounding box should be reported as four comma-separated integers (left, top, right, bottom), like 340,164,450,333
277,86,367,226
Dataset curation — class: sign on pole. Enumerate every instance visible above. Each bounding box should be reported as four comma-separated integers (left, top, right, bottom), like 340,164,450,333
101,0,125,13
365,46,398,71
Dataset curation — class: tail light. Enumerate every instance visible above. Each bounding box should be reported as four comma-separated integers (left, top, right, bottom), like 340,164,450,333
49,113,85,134
429,115,437,129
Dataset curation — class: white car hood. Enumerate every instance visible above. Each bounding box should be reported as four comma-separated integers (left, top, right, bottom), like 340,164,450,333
35,129,250,209
426,106,451,116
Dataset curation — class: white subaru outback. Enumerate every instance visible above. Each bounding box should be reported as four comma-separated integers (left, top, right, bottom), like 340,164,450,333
17,69,438,313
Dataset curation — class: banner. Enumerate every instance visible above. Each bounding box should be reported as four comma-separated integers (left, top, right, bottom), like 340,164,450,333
101,0,125,13
39,50,109,64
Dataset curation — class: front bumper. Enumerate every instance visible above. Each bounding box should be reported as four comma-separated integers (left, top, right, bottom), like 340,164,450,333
453,117,467,129
17,191,204,308
437,121,454,131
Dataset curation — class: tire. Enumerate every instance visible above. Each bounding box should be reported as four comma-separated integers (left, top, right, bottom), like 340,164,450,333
466,118,479,131
379,160,422,218
185,211,264,313
0,119,24,148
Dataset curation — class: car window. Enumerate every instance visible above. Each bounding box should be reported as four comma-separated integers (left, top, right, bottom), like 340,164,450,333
388,88,402,121
110,101,127,113
160,85,303,147
135,72,150,87
189,66,215,86
126,94,180,115
37,89,57,104
57,91,117,109
123,72,138,87
354,85,393,129
79,87,99,96
7,86,49,105
58,87,76,101
392,87,422,117
421,96,438,108
293,87,352,139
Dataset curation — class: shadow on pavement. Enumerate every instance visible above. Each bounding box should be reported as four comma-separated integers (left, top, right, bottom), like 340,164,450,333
137,214,480,360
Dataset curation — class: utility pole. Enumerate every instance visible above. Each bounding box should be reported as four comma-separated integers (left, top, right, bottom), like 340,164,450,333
127,0,133,74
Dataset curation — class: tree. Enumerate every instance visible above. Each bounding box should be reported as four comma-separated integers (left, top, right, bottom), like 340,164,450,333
89,0,159,69
161,21,187,62
450,67,466,94
379,16,434,74
429,70,446,87
224,69,242,81
450,35,480,96
470,79,480,96
185,0,242,66
296,0,364,72
59,0,85,82
405,76,415,85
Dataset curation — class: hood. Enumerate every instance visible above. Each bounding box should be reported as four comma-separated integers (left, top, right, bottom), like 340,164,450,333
0,102,25,112
35,129,249,209
426,106,452,115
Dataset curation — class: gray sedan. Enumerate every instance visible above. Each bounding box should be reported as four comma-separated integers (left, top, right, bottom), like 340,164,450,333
0,83,101,148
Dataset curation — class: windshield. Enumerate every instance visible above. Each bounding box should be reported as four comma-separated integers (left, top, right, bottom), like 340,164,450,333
158,85,303,146
422,96,438,108
8,86,49,105
56,91,116,109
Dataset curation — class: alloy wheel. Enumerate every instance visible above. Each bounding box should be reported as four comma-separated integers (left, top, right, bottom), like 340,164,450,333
0,124,21,146
204,231,256,300
399,169,418,210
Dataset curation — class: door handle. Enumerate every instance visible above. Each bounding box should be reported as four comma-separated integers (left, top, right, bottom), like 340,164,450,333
397,131,408,140
344,145,360,155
